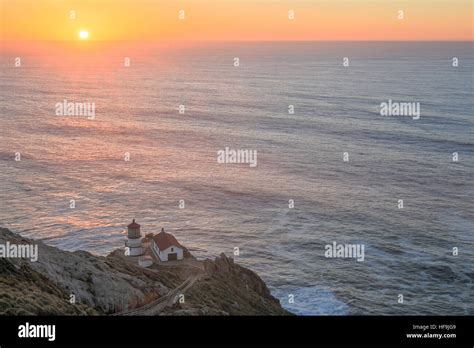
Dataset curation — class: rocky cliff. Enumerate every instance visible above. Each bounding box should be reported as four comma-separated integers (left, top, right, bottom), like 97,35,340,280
0,227,291,316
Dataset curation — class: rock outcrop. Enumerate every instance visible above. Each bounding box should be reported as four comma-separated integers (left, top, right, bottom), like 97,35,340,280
0,228,291,316
170,253,290,315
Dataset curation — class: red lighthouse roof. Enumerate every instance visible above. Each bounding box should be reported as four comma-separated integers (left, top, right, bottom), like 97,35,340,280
127,219,140,229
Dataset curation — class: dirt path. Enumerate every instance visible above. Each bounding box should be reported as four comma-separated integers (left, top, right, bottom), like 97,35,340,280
112,274,204,316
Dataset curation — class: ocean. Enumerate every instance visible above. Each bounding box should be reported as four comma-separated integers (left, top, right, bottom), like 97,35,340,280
0,41,473,315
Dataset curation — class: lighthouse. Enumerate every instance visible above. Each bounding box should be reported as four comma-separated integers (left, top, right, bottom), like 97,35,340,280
125,219,143,256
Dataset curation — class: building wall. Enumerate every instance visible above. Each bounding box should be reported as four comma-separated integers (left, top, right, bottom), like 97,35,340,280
126,237,142,256
138,257,153,268
126,238,142,248
129,246,142,256
160,245,183,261
151,241,183,261
152,241,161,260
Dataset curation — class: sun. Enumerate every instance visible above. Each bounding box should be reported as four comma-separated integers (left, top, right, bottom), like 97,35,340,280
78,30,89,40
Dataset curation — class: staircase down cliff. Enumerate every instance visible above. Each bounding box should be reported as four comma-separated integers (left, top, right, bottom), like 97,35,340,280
0,227,291,316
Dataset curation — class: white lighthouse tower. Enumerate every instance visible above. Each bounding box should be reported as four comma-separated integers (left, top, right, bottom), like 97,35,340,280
125,219,143,256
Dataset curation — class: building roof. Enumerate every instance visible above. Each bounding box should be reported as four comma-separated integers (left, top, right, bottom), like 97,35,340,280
152,228,183,251
127,219,140,229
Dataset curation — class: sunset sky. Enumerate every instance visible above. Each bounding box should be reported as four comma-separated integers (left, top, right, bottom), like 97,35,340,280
1,0,472,41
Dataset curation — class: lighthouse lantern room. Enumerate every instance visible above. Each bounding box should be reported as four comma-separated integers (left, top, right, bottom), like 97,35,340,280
125,219,143,256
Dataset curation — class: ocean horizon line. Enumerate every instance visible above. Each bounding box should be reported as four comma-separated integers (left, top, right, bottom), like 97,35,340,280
2,39,473,43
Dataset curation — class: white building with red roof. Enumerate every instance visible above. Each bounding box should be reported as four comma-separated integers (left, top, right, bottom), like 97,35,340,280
151,228,184,262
